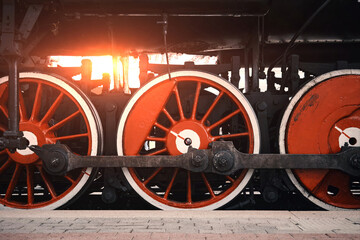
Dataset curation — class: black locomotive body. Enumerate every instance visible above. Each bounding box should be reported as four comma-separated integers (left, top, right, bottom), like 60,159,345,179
0,0,359,210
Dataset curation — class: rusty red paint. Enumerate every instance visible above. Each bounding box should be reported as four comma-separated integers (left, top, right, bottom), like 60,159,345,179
287,75,360,209
123,75,254,208
293,94,319,122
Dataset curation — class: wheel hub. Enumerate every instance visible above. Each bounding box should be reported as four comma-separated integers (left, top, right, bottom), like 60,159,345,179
328,110,360,152
0,73,102,210
166,120,210,155
119,71,259,209
17,131,38,156
282,71,360,210
184,137,192,146
7,122,50,164
337,127,359,148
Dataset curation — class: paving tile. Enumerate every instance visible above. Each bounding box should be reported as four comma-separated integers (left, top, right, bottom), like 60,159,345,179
332,229,360,234
112,233,134,240
220,233,260,240
0,211,359,239
290,233,330,239
64,228,99,233
131,232,152,240
260,233,296,239
97,228,132,233
149,232,172,239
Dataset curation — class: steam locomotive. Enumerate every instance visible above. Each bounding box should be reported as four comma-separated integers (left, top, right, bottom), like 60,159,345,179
0,0,359,210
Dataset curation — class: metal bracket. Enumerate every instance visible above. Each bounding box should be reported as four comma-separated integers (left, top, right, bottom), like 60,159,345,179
0,137,29,152
157,14,172,81
29,142,360,177
0,0,20,57
289,55,300,93
19,5,43,41
0,2,43,152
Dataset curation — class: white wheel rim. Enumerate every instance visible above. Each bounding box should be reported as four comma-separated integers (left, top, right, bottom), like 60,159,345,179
117,70,260,210
0,72,103,210
279,69,360,210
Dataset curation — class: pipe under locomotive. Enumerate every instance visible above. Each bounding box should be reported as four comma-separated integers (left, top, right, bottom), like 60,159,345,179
0,0,359,210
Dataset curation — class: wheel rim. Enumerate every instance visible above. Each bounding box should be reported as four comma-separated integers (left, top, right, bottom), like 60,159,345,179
117,71,260,210
0,72,102,209
279,70,360,210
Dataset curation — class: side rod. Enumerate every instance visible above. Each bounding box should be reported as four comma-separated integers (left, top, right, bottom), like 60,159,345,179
30,142,360,177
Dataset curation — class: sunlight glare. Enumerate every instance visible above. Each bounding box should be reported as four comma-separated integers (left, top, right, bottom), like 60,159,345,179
49,56,114,84
49,54,218,91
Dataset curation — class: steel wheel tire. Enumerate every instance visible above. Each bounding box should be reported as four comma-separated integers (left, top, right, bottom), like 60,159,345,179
0,72,103,209
279,69,360,210
117,70,260,210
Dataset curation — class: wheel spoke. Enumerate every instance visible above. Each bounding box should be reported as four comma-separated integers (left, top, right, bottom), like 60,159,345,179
38,166,57,198
143,167,163,185
212,132,249,141
162,108,176,125
187,170,192,203
226,175,235,183
207,109,241,131
173,85,185,120
26,165,34,205
47,110,80,132
154,122,169,133
52,132,89,141
40,92,64,125
0,84,8,99
145,148,167,156
191,82,201,120
0,105,8,119
64,174,75,184
5,163,22,200
201,91,224,124
0,85,9,118
30,83,43,121
164,168,179,200
201,173,215,198
19,90,28,121
0,74,101,209
0,123,7,133
120,72,257,210
146,136,166,142
0,158,12,175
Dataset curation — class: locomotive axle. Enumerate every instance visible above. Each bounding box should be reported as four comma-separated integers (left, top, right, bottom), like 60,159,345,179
29,142,360,177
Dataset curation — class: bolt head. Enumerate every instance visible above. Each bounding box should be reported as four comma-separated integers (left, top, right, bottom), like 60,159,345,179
51,158,60,168
192,155,203,167
43,151,68,176
218,158,227,167
213,151,234,172
190,152,208,170
184,138,192,146
350,154,360,169
257,101,267,112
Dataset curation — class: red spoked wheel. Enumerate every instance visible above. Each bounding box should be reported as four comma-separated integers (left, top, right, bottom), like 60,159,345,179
279,70,360,210
0,72,103,209
117,71,260,210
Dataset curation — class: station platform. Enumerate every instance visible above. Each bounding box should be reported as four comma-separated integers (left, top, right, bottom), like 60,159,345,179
0,210,359,240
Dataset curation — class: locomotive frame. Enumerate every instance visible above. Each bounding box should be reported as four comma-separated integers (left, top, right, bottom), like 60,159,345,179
0,0,359,210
